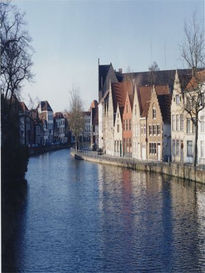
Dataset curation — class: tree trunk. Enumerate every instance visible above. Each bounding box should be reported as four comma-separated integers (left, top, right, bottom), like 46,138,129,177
194,115,198,167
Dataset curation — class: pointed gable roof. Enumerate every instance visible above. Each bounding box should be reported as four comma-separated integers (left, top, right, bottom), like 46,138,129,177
111,81,132,112
138,86,152,117
39,101,53,112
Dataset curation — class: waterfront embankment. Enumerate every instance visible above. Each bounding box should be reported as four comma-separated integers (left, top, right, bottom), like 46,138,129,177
71,150,205,184
29,144,70,156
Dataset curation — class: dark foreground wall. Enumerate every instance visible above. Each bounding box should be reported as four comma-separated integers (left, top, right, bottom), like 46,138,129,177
71,151,205,184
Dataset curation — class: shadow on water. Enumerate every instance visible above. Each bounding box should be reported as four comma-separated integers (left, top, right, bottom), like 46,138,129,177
2,178,28,273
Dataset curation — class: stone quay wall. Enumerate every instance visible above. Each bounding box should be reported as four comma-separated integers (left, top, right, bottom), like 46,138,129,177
71,150,205,184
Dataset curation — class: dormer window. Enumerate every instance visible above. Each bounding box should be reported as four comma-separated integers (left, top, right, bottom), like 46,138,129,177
152,108,156,119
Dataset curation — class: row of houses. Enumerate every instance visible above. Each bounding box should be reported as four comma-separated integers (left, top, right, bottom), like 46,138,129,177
19,100,70,147
18,99,99,149
97,63,205,165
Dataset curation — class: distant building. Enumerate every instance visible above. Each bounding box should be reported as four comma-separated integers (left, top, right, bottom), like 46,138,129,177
38,101,54,145
90,100,99,149
82,111,91,143
30,109,44,146
53,112,67,144
19,102,34,146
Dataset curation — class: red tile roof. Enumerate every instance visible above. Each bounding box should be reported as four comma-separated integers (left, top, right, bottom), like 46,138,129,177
112,81,133,112
138,85,170,117
186,70,205,90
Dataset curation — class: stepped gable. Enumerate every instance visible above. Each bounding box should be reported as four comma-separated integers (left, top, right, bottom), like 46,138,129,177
123,69,192,91
185,69,205,90
40,101,53,112
158,94,171,123
138,85,170,118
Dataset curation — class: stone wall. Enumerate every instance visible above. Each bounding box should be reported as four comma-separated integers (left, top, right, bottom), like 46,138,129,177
71,150,205,184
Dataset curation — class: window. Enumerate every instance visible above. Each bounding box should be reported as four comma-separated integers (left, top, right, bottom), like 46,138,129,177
172,140,175,156
129,120,131,130
176,140,179,156
149,125,152,135
172,115,175,131
117,124,119,133
180,114,184,131
157,125,160,135
187,141,193,157
201,116,205,132
176,115,179,131
153,125,156,135
149,143,157,154
201,141,205,158
176,95,180,104
134,104,137,115
187,118,191,133
152,108,156,119
126,104,128,113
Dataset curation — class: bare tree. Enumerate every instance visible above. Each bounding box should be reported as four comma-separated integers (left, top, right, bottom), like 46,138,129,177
148,61,160,85
180,14,205,166
0,2,33,101
183,72,205,166
67,89,85,151
181,13,205,69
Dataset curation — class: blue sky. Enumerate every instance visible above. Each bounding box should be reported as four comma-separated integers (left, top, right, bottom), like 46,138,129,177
15,0,204,112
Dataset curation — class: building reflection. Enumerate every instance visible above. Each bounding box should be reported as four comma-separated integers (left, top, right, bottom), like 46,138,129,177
97,164,205,272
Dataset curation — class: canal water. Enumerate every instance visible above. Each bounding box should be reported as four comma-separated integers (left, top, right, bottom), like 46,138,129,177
3,149,205,273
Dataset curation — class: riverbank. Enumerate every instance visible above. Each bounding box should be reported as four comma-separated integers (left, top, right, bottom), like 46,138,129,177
29,144,70,156
71,150,205,184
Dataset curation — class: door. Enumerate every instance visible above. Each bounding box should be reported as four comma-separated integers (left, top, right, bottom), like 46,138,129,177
157,143,161,161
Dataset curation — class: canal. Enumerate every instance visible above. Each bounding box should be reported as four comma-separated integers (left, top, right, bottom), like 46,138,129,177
3,149,205,272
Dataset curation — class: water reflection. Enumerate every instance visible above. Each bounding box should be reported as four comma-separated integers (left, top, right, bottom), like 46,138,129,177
2,149,205,273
